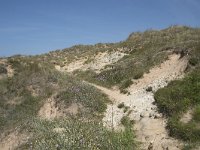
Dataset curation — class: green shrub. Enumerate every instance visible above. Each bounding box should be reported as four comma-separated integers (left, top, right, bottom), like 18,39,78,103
167,117,200,141
118,102,125,109
189,57,198,66
120,89,129,94
133,72,143,79
146,86,153,92
119,79,133,93
120,79,133,89
121,116,134,127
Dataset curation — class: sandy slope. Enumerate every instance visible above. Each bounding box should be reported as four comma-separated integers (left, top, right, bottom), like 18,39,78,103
90,54,188,150
55,51,126,73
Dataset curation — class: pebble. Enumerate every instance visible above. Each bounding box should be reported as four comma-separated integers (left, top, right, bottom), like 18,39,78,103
154,113,162,119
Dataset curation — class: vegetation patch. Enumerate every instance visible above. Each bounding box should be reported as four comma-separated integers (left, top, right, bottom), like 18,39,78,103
154,68,200,143
117,102,130,113
121,116,134,128
193,105,200,122
119,79,133,93
18,118,138,150
189,57,198,66
146,86,153,92
57,82,109,116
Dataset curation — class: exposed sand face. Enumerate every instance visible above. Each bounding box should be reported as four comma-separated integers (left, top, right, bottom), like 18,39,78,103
89,54,188,150
0,59,14,79
0,131,29,150
55,51,126,73
38,93,82,120
180,109,193,124
38,95,64,120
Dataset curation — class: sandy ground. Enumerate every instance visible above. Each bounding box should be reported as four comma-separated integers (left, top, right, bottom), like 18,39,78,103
55,51,126,73
0,131,29,150
180,109,193,123
89,54,188,150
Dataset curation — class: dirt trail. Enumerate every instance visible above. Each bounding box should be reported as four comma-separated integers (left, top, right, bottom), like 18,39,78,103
89,54,188,150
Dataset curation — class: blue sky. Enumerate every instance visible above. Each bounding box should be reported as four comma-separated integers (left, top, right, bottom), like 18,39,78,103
0,0,200,57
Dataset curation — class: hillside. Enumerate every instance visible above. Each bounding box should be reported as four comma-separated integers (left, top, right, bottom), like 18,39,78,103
0,25,200,150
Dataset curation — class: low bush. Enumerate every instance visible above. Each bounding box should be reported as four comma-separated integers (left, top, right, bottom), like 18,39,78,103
117,102,125,109
119,79,133,92
146,86,153,92
121,116,134,128
193,105,200,122
133,71,143,79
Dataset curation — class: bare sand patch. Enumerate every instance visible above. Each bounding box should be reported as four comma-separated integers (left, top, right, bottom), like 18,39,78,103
55,51,126,73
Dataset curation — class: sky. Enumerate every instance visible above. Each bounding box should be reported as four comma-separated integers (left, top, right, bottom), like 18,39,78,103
0,0,200,57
